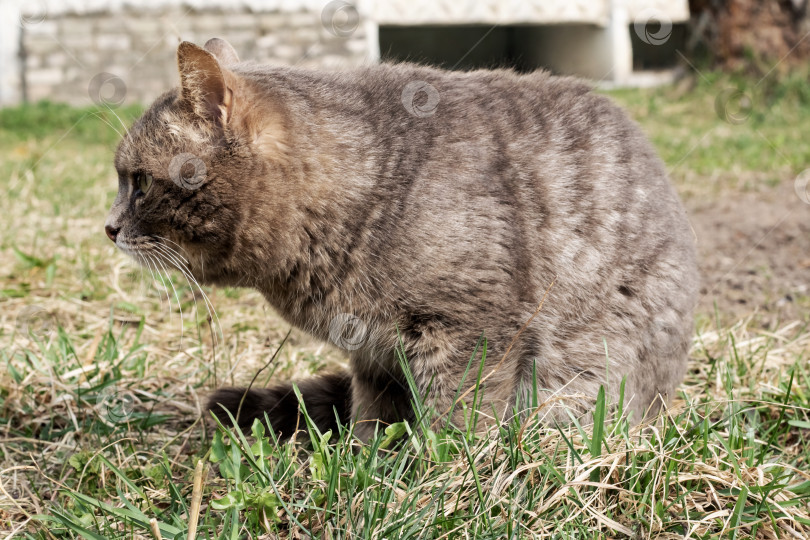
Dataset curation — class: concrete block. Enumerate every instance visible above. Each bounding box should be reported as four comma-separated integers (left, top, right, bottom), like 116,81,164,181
23,35,58,55
95,16,126,36
225,14,257,30
24,20,58,36
125,17,161,35
291,28,318,44
287,11,317,28
45,51,69,67
27,68,62,86
96,34,132,51
63,66,85,84
194,14,225,33
222,29,257,45
78,52,100,66
28,84,55,102
60,18,94,37
258,13,285,31
346,37,368,54
59,35,94,51
272,44,304,60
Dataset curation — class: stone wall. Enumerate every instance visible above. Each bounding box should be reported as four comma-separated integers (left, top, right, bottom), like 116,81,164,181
13,3,372,106
0,0,690,106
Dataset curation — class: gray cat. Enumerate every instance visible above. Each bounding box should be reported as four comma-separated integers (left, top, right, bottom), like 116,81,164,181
105,38,698,441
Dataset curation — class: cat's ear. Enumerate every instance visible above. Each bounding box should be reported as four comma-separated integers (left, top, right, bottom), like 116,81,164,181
203,38,240,66
177,41,233,127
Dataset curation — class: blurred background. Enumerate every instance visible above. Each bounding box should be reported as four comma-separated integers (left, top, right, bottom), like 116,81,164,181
1,0,808,105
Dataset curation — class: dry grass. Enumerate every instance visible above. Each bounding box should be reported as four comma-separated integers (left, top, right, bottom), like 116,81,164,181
1,80,809,538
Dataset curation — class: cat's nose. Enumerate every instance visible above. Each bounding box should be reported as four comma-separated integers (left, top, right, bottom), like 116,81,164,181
105,225,120,242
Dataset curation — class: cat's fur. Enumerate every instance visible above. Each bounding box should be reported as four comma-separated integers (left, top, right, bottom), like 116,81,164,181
106,39,698,441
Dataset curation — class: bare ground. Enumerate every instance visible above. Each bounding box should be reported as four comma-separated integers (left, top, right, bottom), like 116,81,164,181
688,178,810,326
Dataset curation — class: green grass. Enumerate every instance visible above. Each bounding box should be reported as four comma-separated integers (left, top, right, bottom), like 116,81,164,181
1,73,810,539
606,69,810,200
0,102,143,143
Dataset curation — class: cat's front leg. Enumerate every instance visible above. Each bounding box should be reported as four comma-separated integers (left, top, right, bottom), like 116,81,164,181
349,374,412,441
405,349,518,436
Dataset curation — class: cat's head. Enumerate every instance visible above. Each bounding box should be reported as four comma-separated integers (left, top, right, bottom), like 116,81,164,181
105,39,286,284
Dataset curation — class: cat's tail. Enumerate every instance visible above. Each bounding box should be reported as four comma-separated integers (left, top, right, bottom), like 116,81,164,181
206,372,353,439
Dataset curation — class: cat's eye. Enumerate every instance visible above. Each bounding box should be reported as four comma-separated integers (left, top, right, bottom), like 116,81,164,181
135,172,153,194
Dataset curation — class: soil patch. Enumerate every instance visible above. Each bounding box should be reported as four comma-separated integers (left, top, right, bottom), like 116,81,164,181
687,179,810,325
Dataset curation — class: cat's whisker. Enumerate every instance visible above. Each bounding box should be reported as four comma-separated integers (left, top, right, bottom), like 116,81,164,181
135,253,147,296
155,235,191,263
154,249,201,340
149,253,173,311
147,253,173,324
151,250,186,342
140,253,167,312
90,111,123,139
169,262,223,352
152,242,223,349
144,253,171,316
104,104,130,137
